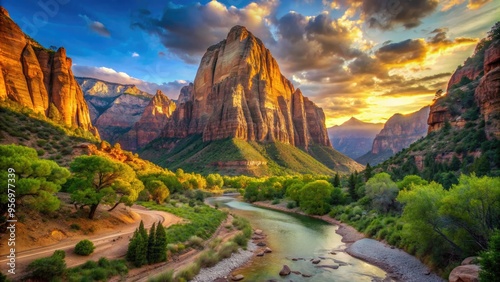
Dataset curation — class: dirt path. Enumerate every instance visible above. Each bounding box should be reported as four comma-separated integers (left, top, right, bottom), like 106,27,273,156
0,205,182,278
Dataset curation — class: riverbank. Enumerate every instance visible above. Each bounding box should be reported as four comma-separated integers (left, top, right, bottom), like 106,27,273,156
252,200,445,282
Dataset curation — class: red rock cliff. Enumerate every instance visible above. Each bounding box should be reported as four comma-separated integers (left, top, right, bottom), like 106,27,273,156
162,26,330,148
0,7,98,137
372,106,430,154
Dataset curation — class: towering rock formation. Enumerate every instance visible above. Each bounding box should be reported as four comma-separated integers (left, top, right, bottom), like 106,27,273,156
328,117,384,159
0,7,98,137
357,107,430,165
117,90,176,151
77,77,153,144
162,26,331,149
475,40,500,140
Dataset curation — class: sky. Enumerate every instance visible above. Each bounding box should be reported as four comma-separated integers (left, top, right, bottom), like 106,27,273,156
3,0,499,126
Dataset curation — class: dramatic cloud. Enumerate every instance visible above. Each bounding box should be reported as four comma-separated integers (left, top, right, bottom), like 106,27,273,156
131,0,278,63
273,11,362,72
79,14,111,37
72,65,188,98
441,0,492,10
333,0,439,29
375,39,427,65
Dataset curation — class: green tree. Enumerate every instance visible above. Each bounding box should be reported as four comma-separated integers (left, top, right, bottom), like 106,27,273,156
348,173,357,200
206,173,224,190
155,222,167,262
439,174,500,252
364,163,373,182
285,182,304,205
450,155,461,171
365,173,399,213
74,239,95,256
480,230,500,282
69,155,144,219
147,223,157,264
397,175,428,190
147,180,170,204
333,173,340,188
0,145,69,217
472,154,490,177
298,180,333,215
27,250,66,280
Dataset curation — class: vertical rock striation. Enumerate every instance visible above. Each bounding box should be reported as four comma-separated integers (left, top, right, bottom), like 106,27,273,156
162,25,330,149
0,7,98,137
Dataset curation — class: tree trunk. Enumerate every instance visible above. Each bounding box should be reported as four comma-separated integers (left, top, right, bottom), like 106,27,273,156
89,204,99,219
108,202,121,212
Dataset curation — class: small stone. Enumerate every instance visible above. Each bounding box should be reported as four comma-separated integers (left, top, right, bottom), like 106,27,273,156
264,247,272,253
312,259,321,264
291,271,302,275
254,229,263,235
231,274,244,281
330,251,337,255
279,265,291,276
316,265,339,270
302,273,312,277
257,241,267,247
257,252,265,257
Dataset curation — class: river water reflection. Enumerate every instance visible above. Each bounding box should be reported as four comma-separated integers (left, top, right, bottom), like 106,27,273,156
208,196,388,282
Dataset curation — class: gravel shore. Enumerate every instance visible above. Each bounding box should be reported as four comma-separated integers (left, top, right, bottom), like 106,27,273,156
191,242,257,282
347,239,445,282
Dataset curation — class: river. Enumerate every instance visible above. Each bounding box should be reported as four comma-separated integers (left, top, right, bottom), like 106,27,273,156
208,196,389,282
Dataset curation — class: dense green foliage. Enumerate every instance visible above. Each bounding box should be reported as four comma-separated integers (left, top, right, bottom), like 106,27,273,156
74,239,95,256
27,250,66,280
480,230,500,282
140,202,226,244
0,145,70,222
69,155,144,219
66,258,128,281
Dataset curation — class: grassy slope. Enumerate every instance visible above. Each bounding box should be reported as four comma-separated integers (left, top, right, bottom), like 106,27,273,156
0,106,98,167
140,135,343,176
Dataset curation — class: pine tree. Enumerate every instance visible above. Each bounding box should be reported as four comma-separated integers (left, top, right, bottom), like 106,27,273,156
348,173,357,200
147,223,157,264
134,232,148,267
333,173,340,188
364,163,373,182
155,221,168,262
139,220,148,240
126,230,139,263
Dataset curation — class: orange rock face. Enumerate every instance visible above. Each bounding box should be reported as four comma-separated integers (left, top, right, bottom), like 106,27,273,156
163,26,330,148
446,64,482,91
118,90,176,151
0,8,98,136
475,40,500,140
372,106,430,154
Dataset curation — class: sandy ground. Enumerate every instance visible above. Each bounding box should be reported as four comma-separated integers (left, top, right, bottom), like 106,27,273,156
252,201,445,282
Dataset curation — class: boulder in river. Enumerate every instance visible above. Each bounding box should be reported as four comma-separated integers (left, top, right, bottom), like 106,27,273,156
449,265,480,282
316,264,339,270
291,270,302,275
302,273,313,277
254,229,263,235
312,258,321,264
279,265,291,276
257,241,267,247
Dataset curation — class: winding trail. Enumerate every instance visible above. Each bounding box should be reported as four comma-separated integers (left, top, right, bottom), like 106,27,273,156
0,205,182,277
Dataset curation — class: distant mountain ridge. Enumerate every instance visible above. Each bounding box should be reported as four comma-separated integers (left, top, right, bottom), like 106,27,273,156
77,77,175,151
141,25,364,175
357,106,430,165
328,117,383,159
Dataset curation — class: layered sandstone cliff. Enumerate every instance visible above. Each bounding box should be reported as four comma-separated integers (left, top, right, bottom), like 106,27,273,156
0,7,98,137
372,106,430,154
162,26,330,149
118,90,176,151
77,77,153,144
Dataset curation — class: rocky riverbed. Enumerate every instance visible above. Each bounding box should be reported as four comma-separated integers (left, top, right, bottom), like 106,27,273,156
191,242,257,282
347,239,445,282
